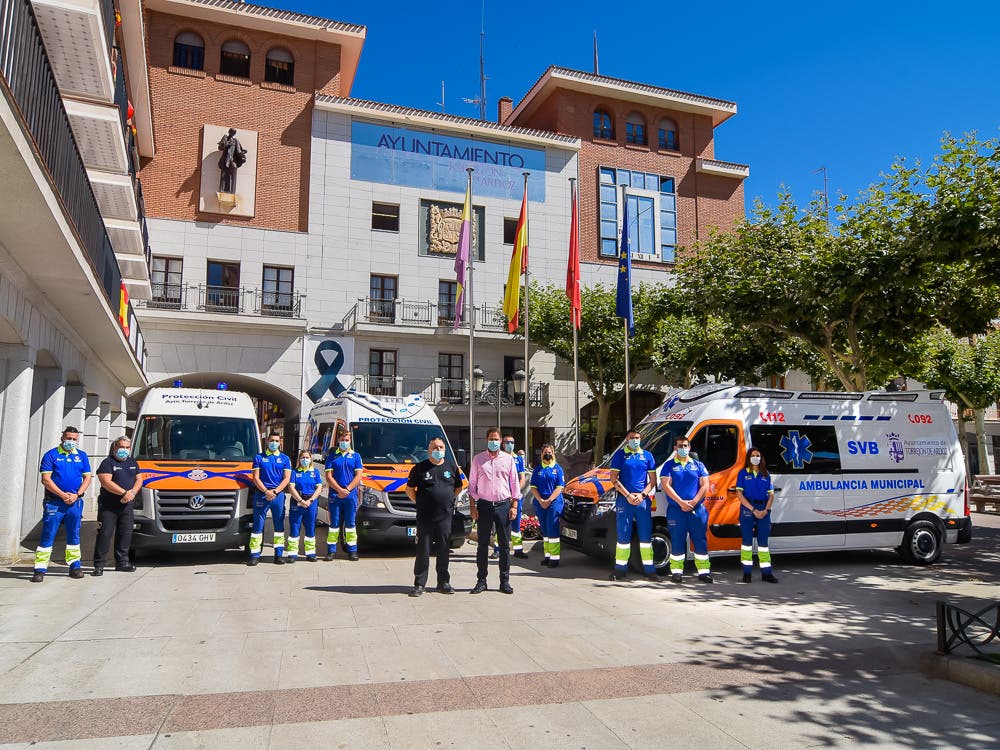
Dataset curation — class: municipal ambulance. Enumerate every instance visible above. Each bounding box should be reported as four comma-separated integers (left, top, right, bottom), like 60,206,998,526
304,391,472,547
561,384,972,571
130,387,261,551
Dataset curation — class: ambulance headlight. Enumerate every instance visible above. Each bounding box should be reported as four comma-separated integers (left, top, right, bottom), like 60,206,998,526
361,486,386,509
455,490,470,512
594,489,617,516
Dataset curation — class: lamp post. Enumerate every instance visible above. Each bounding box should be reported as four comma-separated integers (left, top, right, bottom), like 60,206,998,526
511,368,526,449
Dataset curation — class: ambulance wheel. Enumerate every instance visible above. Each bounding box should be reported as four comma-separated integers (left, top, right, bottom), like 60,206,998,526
651,528,671,575
901,520,942,565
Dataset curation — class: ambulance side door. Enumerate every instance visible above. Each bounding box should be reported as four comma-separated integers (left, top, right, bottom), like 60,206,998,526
689,421,744,552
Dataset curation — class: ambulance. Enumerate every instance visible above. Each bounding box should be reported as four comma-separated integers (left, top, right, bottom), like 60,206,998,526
561,384,973,572
304,391,472,547
130,387,260,551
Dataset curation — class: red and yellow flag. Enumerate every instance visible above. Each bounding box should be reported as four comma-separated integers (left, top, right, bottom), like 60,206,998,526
502,186,528,333
118,281,130,336
566,182,581,329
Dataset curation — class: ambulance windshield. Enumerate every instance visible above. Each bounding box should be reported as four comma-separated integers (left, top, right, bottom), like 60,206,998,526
133,415,259,461
350,422,454,465
599,420,693,468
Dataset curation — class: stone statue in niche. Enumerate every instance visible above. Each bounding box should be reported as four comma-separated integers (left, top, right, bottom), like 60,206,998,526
217,128,247,194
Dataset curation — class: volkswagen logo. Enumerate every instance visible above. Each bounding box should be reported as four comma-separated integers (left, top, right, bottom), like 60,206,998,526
188,495,206,510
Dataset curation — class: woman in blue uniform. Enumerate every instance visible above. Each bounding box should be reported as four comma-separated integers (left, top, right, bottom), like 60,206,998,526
530,444,565,568
287,450,323,562
735,448,778,583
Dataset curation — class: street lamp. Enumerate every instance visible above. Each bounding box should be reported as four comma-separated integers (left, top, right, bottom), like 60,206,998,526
472,364,485,396
512,368,526,403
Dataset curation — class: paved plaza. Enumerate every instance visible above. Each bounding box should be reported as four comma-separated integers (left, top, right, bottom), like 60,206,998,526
0,515,997,749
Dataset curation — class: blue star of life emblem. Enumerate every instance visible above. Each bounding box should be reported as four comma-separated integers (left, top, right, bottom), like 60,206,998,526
779,430,813,469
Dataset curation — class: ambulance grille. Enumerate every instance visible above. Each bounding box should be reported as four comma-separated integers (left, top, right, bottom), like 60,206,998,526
561,494,592,524
156,490,237,532
384,491,417,515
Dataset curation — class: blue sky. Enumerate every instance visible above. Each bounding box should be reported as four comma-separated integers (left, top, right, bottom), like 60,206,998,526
286,0,999,212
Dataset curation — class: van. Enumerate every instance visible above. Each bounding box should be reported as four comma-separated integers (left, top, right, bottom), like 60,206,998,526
131,387,260,551
304,391,472,547
561,384,972,572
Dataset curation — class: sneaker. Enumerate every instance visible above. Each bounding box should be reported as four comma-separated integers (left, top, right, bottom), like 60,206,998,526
69,568,84,579
115,563,136,573
436,582,455,594
470,580,488,594
348,551,359,562
274,556,285,565
31,571,44,583
306,555,317,562
324,551,336,561
671,573,683,584
248,557,260,566
762,572,779,583
513,550,529,559
698,573,714,584
409,585,424,597
91,567,104,577
499,582,514,594
742,572,752,583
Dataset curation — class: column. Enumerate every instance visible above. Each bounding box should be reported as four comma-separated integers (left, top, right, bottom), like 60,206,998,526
63,385,86,431
110,409,126,443
97,401,111,462
83,393,100,461
20,366,64,537
0,346,34,563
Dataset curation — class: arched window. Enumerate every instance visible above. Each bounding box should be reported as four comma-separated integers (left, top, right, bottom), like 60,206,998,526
658,117,679,151
625,111,647,145
592,108,614,140
172,31,204,71
220,39,251,79
265,47,295,86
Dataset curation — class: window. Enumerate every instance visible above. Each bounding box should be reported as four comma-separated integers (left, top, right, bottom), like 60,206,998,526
371,202,400,232
438,280,457,325
262,266,293,316
206,261,240,312
598,167,677,262
503,217,518,245
658,118,679,151
150,256,183,308
749,425,843,474
264,47,294,86
368,349,397,396
625,112,647,146
220,39,251,79
369,275,397,323
172,32,204,71
593,108,614,140
439,353,464,402
689,424,740,474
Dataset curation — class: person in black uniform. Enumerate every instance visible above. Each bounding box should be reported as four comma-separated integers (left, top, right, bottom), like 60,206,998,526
405,436,463,597
93,436,144,575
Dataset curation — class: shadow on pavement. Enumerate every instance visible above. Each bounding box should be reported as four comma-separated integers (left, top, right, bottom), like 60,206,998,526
304,584,412,595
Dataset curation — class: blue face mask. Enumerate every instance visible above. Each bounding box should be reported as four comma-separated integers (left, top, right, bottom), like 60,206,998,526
487,439,501,452
503,441,515,452
677,447,689,458
300,457,311,467
268,441,280,452
115,448,130,461
338,441,350,452
627,438,640,451
62,440,77,452
431,449,446,461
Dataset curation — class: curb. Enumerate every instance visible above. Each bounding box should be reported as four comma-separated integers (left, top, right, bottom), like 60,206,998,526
918,651,1000,696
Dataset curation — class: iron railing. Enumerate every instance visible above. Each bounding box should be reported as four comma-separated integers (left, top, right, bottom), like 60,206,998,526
99,0,115,55
139,283,305,318
344,297,507,332
113,49,128,136
348,375,548,407
936,600,1000,656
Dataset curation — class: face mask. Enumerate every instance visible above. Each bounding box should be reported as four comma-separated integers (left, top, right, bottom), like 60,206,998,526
676,447,689,458
338,440,350,452
487,439,501,452
627,439,640,450
268,441,279,452
115,448,130,461
62,440,77,452
431,449,446,461
542,453,554,462
750,456,761,466
300,457,311,467
503,441,515,452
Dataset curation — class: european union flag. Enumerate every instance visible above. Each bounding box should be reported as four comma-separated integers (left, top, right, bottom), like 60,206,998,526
616,194,634,337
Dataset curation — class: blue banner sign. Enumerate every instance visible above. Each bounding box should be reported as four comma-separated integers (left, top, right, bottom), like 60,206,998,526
350,121,546,202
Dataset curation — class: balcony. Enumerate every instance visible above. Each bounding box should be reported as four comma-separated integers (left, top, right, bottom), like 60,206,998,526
347,374,548,408
30,0,115,102
138,284,306,319
342,297,508,336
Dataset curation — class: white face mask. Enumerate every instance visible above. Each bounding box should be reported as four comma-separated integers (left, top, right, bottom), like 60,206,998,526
750,456,761,467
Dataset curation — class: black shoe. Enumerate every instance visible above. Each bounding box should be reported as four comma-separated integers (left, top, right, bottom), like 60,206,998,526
248,557,260,566
698,573,714,584
671,573,683,584
762,572,779,583
324,551,336,561
742,572,752,583
91,567,104,577
348,552,359,562
409,585,424,597
513,550,529,559
540,558,551,567
548,561,559,569
31,571,44,583
489,550,499,560
499,582,514,594
306,555,317,562
644,572,658,581
286,556,296,564
274,556,285,565
609,571,627,581
115,563,136,573
470,580,488,594
69,568,84,579
436,582,454,594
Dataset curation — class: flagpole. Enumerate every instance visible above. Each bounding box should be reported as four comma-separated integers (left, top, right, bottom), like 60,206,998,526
569,177,580,452
621,184,631,429
522,171,530,460
466,167,475,455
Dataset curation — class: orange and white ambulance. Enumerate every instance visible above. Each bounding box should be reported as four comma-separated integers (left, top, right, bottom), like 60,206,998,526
131,387,260,552
561,384,972,572
305,391,472,547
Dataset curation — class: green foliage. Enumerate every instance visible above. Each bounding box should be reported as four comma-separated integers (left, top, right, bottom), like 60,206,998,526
917,327,1000,411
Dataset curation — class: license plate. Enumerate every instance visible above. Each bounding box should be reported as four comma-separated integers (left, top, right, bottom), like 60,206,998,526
406,527,417,537
562,527,578,540
171,533,216,543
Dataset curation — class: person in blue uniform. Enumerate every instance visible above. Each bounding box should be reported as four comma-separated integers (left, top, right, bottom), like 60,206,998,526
494,435,529,559
33,427,92,582
287,450,323,562
249,431,292,566
608,429,657,581
324,428,364,561
736,448,778,583
660,435,712,583
530,444,565,568
93,436,143,575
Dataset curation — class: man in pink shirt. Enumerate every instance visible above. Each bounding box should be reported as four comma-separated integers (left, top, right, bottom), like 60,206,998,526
468,427,520,594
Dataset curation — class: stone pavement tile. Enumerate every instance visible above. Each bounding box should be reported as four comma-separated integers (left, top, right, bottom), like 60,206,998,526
383,707,510,749
489,701,630,749
363,641,461,684
465,670,569,710
372,675,478,717
267,716,389,750
582,694,748,750
509,633,624,672
158,634,244,658
163,689,277,733
209,607,289,635
152,725,272,748
0,642,44,673
322,625,399,650
277,646,371,689
457,620,537,642
351,601,424,628
0,604,96,643
273,684,377,724
438,637,543,678
0,695,170,744
392,621,468,645
244,629,324,654
523,615,620,639
0,656,109,703
0,735,157,749
285,605,358,630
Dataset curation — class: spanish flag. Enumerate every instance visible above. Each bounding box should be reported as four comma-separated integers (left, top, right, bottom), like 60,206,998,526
118,281,130,337
502,186,528,333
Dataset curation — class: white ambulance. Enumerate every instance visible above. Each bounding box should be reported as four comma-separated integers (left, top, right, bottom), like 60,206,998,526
304,391,472,547
561,384,972,571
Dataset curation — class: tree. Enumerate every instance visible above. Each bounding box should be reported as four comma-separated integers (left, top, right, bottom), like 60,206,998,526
916,326,1000,476
525,281,666,460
